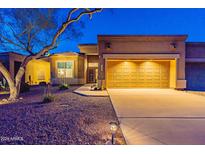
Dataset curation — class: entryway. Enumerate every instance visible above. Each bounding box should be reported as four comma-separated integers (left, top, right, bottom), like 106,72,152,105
87,68,98,83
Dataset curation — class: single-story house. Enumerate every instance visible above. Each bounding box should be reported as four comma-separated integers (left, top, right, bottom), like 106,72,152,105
0,52,25,83
1,35,205,90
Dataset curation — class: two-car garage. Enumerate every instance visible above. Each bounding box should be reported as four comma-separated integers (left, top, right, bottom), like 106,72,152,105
98,35,188,90
106,60,176,88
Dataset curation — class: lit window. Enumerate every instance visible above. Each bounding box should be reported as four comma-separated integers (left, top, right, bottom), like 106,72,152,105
38,70,45,80
57,61,74,78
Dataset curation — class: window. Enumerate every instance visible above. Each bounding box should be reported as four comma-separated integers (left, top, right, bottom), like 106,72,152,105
57,61,74,78
38,70,45,80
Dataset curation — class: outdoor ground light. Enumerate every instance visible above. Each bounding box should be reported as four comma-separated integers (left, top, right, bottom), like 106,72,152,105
109,121,119,145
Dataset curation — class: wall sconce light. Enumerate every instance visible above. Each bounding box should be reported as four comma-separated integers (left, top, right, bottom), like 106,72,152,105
109,121,119,145
170,42,177,49
105,42,111,50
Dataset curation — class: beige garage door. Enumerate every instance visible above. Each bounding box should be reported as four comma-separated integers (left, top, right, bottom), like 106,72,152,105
106,60,170,88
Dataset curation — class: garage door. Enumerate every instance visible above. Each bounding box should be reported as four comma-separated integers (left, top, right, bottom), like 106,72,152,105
106,60,170,88
186,62,205,90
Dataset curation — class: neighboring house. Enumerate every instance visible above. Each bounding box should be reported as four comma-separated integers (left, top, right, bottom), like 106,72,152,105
25,58,50,85
186,42,205,90
25,46,98,86
1,35,205,90
0,52,25,87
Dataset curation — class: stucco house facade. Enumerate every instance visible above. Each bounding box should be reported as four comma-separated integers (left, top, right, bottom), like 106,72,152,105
1,35,205,91
97,35,186,89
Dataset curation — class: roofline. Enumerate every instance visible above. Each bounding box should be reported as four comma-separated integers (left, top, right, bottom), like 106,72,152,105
186,42,205,47
98,34,188,37
78,44,97,47
97,34,188,42
0,51,25,56
50,51,79,56
186,42,205,44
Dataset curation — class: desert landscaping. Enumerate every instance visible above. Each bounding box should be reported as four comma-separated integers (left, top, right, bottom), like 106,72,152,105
0,86,125,144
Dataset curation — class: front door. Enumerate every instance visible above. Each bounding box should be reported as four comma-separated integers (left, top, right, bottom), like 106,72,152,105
88,68,97,83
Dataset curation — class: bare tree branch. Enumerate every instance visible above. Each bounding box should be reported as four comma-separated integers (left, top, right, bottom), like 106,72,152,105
0,8,103,101
22,8,102,66
0,33,26,51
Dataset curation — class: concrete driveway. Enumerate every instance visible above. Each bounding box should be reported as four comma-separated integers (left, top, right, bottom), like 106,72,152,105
107,89,205,144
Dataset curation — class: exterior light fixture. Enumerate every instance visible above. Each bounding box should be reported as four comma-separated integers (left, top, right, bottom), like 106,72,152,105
170,42,177,49
105,42,111,50
109,121,119,145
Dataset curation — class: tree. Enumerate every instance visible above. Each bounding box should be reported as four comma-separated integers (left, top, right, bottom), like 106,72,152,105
0,8,102,102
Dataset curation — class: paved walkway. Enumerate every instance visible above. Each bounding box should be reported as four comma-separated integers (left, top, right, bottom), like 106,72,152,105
74,84,108,97
108,89,205,144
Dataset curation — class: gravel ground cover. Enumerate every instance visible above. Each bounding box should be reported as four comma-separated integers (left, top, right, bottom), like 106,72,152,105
0,86,125,145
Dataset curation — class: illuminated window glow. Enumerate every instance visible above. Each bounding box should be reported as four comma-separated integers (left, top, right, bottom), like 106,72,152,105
57,61,74,78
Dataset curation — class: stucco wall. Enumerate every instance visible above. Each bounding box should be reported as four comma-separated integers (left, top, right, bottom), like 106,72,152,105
87,55,99,63
186,43,205,58
49,54,85,85
49,55,79,78
100,41,183,53
77,55,85,79
186,62,205,90
185,43,205,90
25,59,50,85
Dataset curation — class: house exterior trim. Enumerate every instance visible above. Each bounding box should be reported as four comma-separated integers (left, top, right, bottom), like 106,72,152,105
186,58,205,62
103,53,180,59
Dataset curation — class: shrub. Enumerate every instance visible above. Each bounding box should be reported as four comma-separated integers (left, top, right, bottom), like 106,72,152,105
42,95,54,103
58,84,69,91
20,82,30,93
90,84,101,91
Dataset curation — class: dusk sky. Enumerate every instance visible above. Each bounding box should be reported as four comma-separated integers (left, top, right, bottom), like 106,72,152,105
2,8,205,52
1,8,205,54
55,8,205,53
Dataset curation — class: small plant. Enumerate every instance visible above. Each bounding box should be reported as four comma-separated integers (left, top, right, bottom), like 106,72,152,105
42,83,54,103
42,95,54,103
59,84,69,90
91,84,101,91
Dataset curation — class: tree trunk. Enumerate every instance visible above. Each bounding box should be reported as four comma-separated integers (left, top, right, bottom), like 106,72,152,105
0,63,25,102
0,9,102,103
8,85,18,101
0,62,17,101
14,67,25,99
